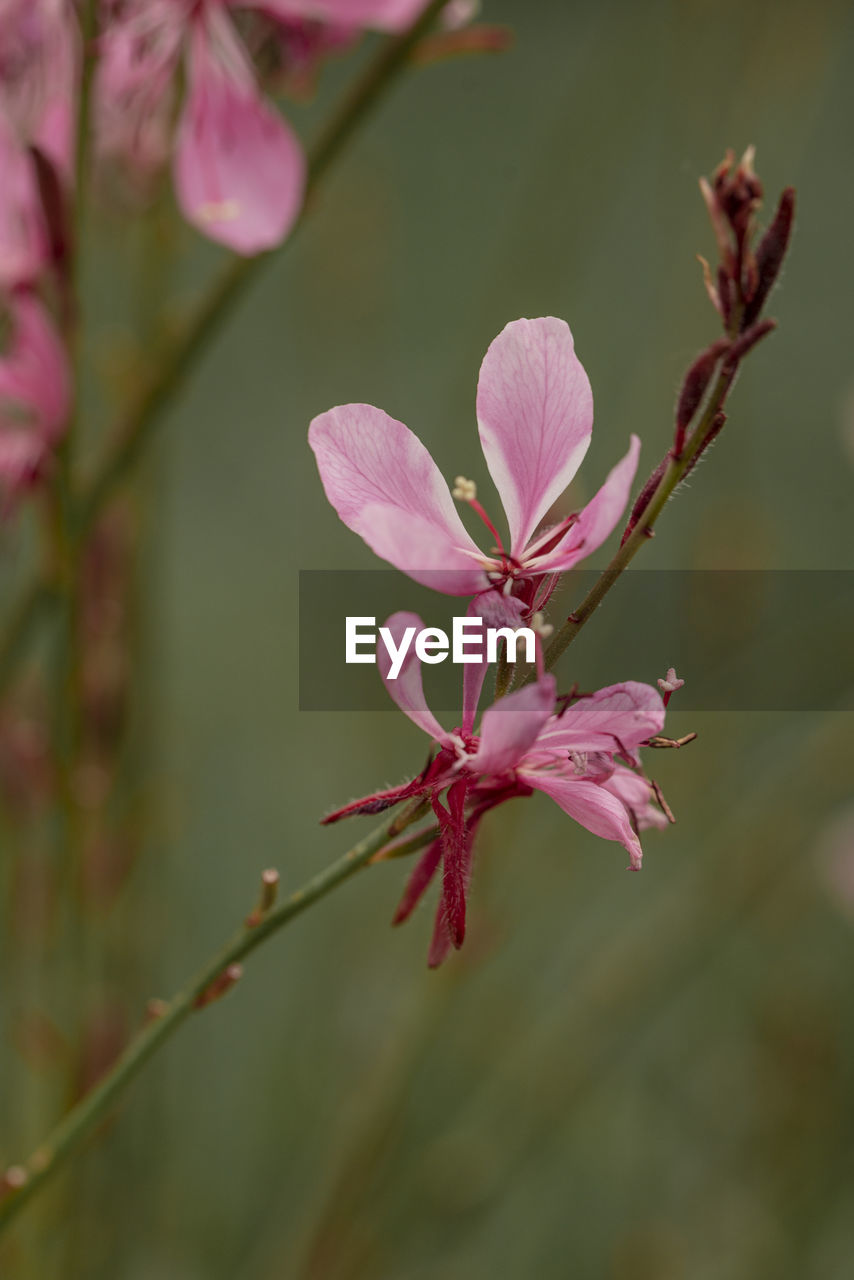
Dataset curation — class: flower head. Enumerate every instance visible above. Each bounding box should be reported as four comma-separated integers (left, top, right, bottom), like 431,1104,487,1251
95,0,432,251
309,317,640,619
0,0,78,288
325,610,669,966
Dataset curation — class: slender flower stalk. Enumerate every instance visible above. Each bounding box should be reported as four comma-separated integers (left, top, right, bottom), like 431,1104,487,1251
0,808,438,1233
540,153,795,675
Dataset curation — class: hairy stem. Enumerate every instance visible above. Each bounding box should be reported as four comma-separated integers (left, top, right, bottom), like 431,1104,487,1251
0,812,437,1234
542,354,741,673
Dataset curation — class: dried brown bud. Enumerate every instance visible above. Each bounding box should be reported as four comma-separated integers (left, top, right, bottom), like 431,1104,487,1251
726,318,777,364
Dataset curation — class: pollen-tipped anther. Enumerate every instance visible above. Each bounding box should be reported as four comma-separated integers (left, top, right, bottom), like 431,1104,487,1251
452,475,477,501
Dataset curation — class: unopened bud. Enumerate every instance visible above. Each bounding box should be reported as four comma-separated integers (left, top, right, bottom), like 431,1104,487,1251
674,339,731,455
741,186,796,326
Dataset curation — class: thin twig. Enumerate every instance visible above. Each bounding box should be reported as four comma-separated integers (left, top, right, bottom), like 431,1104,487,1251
0,813,438,1233
541,352,744,674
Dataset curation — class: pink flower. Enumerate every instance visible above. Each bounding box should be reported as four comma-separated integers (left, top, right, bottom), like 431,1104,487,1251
309,317,640,617
174,5,306,255
0,0,78,287
0,289,71,506
96,0,430,251
248,0,427,29
0,0,78,174
325,611,668,966
0,116,48,289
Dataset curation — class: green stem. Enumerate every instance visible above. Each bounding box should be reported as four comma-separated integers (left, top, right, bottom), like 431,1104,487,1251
0,812,437,1234
541,355,739,674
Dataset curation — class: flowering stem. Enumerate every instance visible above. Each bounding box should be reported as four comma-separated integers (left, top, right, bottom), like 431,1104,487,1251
78,0,449,528
542,353,743,673
0,811,437,1234
0,0,450,690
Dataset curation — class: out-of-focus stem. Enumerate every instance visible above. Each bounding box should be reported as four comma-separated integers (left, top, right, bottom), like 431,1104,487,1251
0,810,436,1234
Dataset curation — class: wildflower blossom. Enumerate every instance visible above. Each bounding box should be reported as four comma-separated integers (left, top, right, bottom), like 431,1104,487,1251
95,0,430,251
309,317,640,619
0,0,78,287
325,611,668,965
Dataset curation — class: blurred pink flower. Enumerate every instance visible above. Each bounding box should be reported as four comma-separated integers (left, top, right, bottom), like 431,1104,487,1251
325,611,667,966
0,0,78,287
0,116,48,289
309,317,640,617
0,289,71,506
96,0,430,252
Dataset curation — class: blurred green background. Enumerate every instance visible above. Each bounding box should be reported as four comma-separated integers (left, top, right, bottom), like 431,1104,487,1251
3,0,854,1275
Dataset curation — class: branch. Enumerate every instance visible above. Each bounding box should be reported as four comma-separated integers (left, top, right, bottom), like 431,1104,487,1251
0,813,438,1233
540,159,794,675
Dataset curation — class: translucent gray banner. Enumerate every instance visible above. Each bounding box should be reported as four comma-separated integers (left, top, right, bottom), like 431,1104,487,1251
298,570,854,712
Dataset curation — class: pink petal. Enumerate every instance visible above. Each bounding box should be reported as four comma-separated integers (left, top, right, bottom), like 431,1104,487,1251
174,11,305,254
241,0,428,30
0,116,47,288
532,435,641,572
378,612,450,743
0,292,70,442
461,598,493,735
534,681,665,758
471,674,556,776
309,403,488,595
476,318,593,556
602,767,669,832
523,771,644,869
94,0,184,176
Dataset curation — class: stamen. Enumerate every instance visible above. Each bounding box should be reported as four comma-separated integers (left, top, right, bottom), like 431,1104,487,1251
197,198,241,224
452,475,477,501
452,475,505,549
569,750,588,775
657,666,685,709
531,611,553,639
657,666,685,694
